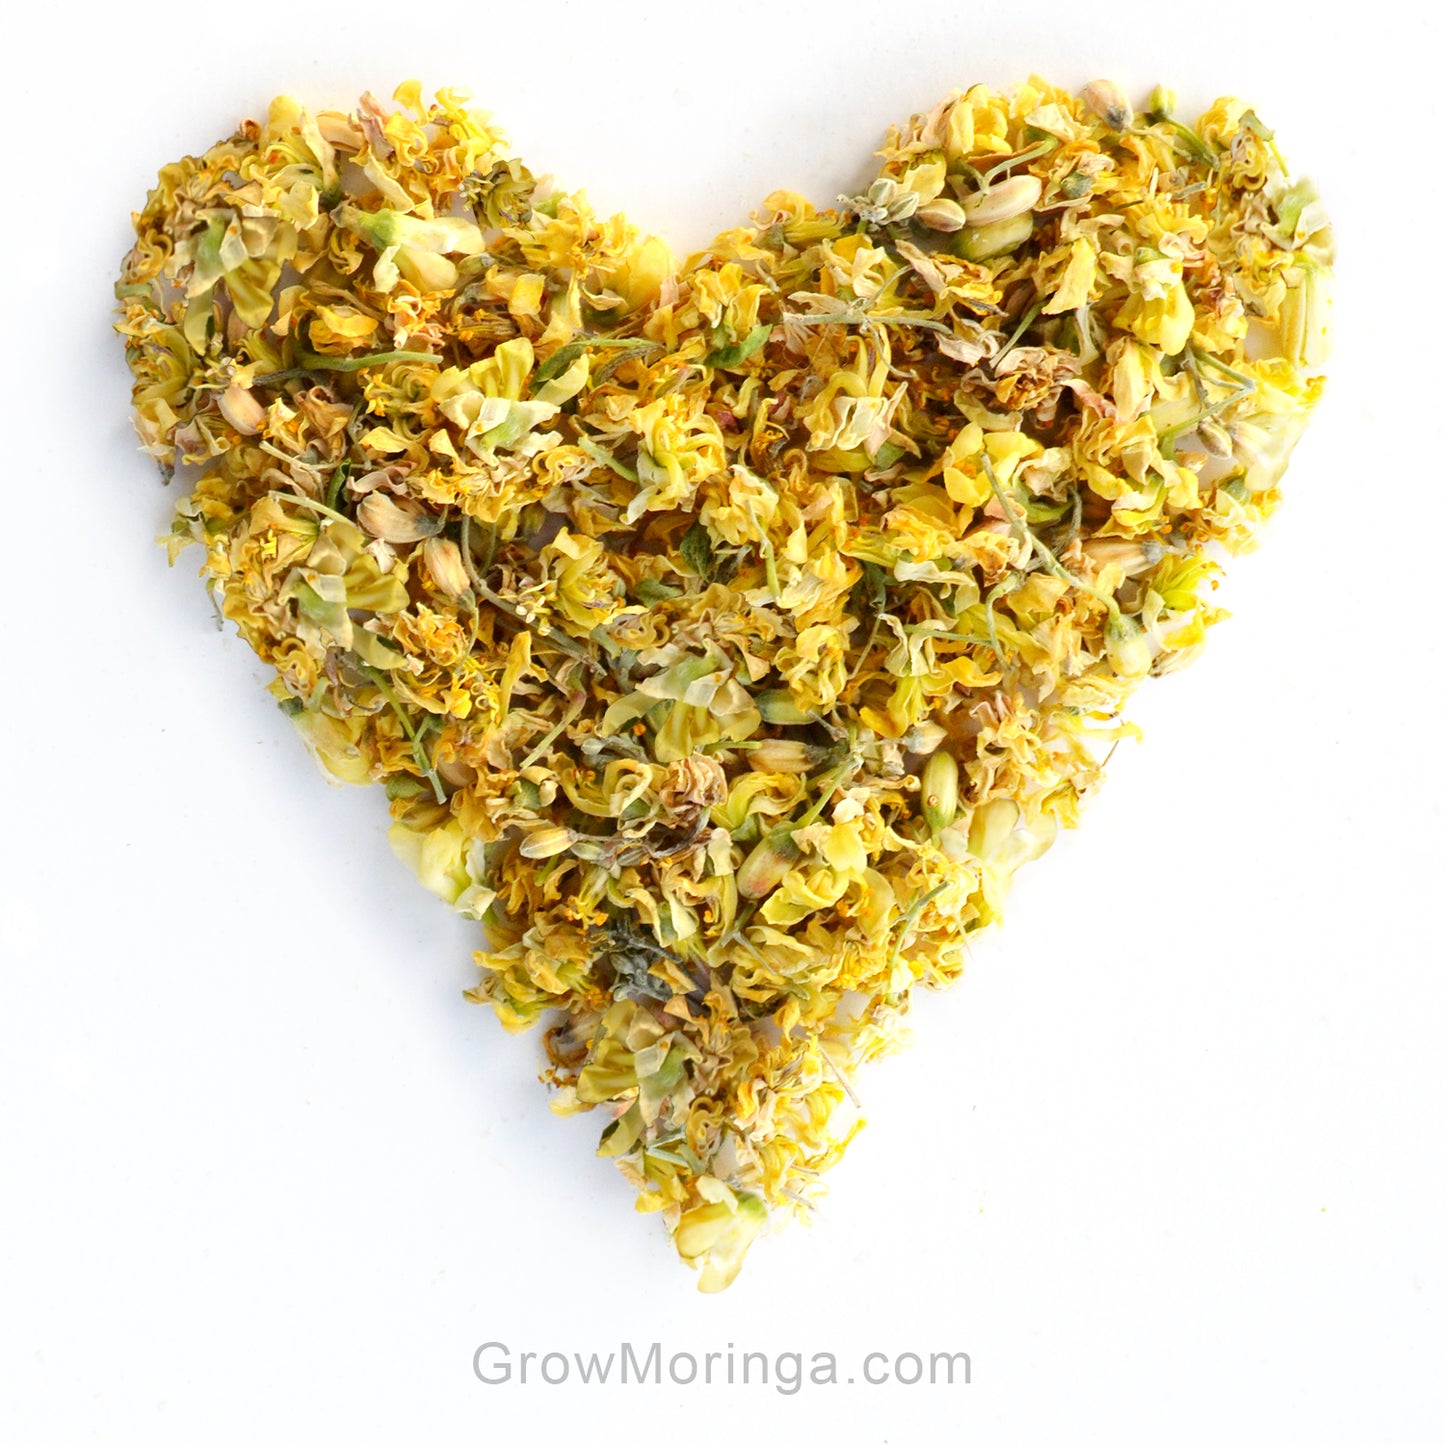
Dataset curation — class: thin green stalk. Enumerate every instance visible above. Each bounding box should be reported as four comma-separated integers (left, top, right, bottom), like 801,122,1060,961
927,629,1000,648
532,335,657,387
360,663,446,804
1167,122,1218,169
1156,391,1245,451
991,295,1045,370
982,579,1011,659
265,490,354,528
1157,349,1257,455
473,579,606,677
978,137,1057,187
981,455,1119,619
518,693,586,771
577,435,640,484
458,514,486,593
781,303,953,336
794,756,860,830
846,610,884,684
816,1041,862,1108
1194,348,1259,392
253,348,441,386
458,521,604,679
324,460,351,512
889,881,950,969
741,502,782,601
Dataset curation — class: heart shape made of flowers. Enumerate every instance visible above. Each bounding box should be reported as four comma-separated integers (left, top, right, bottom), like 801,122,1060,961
116,77,1330,1289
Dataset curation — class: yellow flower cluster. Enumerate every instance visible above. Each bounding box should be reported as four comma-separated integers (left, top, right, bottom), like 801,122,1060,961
117,78,1330,1290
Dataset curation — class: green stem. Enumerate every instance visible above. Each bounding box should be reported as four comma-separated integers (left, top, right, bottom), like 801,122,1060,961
253,349,441,387
1064,488,1083,547
744,502,781,601
1194,349,1258,392
265,490,355,528
360,664,446,804
982,580,1011,660
816,1041,862,1108
577,435,640,484
324,460,351,512
458,515,488,592
928,629,1001,648
991,295,1046,370
978,137,1057,187
459,513,498,581
889,881,950,969
518,693,586,771
956,161,989,193
1169,122,1218,168
533,335,656,387
459,518,604,679
1157,349,1257,455
1156,392,1243,451
981,456,1119,619
846,610,884,684
474,579,606,677
781,304,953,337
794,757,859,830
717,899,760,952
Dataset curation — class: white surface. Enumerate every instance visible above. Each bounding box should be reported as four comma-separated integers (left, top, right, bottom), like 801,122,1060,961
2,3,1441,1441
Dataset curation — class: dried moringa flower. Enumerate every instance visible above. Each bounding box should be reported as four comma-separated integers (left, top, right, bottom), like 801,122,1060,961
117,75,1329,1292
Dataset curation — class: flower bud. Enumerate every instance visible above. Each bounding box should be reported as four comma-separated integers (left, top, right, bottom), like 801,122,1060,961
747,740,827,774
1196,419,1234,458
1148,85,1179,120
219,382,267,436
357,492,445,544
960,174,1043,228
735,826,801,899
756,689,813,726
901,720,948,755
922,749,959,835
954,210,1035,261
1105,612,1152,677
519,825,574,860
1081,538,1164,577
1080,79,1133,132
916,197,968,232
967,797,1019,860
422,536,471,598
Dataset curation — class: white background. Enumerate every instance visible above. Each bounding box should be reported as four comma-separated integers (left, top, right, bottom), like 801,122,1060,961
2,2,1442,1440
